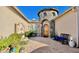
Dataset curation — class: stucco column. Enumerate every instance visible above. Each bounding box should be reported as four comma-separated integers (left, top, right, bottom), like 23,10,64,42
39,23,42,36
48,21,51,37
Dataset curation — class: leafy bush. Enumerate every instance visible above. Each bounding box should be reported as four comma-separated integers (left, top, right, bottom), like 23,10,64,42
16,44,21,53
0,33,22,51
50,33,57,38
25,31,34,37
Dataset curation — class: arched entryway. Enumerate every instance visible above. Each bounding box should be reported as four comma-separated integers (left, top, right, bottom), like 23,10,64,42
41,19,50,37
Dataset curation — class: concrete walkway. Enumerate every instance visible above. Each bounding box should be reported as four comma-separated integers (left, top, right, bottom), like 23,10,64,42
30,37,79,53
24,40,48,53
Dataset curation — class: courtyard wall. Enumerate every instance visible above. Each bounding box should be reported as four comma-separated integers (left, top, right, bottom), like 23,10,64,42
55,7,78,47
0,6,30,38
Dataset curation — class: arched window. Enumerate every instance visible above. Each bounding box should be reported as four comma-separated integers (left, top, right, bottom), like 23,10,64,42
52,12,55,16
44,12,47,16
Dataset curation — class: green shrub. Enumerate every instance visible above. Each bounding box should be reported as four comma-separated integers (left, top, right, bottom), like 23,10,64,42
50,33,56,38
25,31,34,37
16,44,21,53
0,33,22,51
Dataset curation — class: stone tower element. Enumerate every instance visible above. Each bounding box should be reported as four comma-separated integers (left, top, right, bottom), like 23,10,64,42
38,8,59,37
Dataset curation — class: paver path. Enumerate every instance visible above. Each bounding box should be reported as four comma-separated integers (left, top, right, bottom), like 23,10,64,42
30,37,79,53
24,40,48,53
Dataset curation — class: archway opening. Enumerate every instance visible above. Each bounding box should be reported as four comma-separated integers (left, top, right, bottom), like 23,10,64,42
41,19,49,37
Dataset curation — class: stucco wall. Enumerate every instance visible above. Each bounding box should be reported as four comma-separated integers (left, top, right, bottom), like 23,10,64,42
55,8,78,45
76,7,79,47
0,7,30,38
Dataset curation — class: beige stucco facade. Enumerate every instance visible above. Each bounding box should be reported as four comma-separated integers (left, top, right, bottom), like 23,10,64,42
55,7,79,47
0,6,31,38
1,6,79,47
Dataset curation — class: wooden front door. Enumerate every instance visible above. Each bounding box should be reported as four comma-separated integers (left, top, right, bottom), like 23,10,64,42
43,24,49,37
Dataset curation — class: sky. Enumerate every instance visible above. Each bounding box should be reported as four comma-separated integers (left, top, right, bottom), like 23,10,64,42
17,6,71,21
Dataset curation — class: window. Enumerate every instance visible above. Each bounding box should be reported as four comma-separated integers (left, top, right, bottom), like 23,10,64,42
52,12,55,16
44,12,47,16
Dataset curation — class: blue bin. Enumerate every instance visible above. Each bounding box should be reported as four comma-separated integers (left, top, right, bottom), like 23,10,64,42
54,36,65,41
